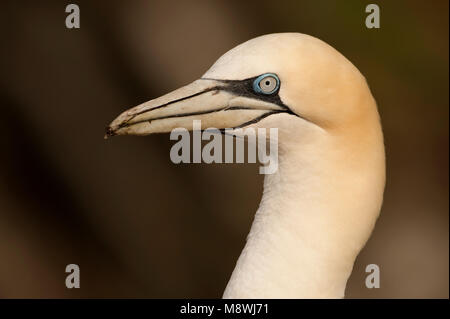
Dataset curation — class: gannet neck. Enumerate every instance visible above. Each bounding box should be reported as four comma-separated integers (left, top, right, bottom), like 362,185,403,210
223,107,386,298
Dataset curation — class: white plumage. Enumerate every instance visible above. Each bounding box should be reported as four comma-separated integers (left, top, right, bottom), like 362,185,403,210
107,33,386,298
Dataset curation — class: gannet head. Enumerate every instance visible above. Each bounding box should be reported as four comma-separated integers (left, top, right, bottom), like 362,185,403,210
106,33,379,145
105,34,386,299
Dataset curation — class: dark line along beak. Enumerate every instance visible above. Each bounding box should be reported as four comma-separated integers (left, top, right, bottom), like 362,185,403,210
105,78,297,138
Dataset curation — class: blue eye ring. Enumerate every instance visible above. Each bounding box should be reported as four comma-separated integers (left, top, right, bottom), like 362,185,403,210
252,73,280,95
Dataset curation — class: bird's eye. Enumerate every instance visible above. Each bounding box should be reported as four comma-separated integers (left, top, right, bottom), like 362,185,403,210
253,73,280,95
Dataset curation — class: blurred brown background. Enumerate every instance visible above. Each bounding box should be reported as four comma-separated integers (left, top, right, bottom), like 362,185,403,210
0,0,448,298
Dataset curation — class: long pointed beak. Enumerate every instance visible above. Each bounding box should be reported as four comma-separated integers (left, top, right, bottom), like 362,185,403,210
105,79,287,138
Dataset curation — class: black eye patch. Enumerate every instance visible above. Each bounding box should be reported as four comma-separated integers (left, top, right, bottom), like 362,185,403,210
202,75,295,115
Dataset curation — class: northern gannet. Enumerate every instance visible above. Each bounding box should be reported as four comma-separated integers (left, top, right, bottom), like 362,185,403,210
106,33,386,298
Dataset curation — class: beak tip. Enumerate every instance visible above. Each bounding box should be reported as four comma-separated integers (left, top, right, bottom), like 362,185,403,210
105,126,116,139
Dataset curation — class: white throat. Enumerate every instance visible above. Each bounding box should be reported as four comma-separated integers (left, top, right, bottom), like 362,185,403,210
223,115,385,298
